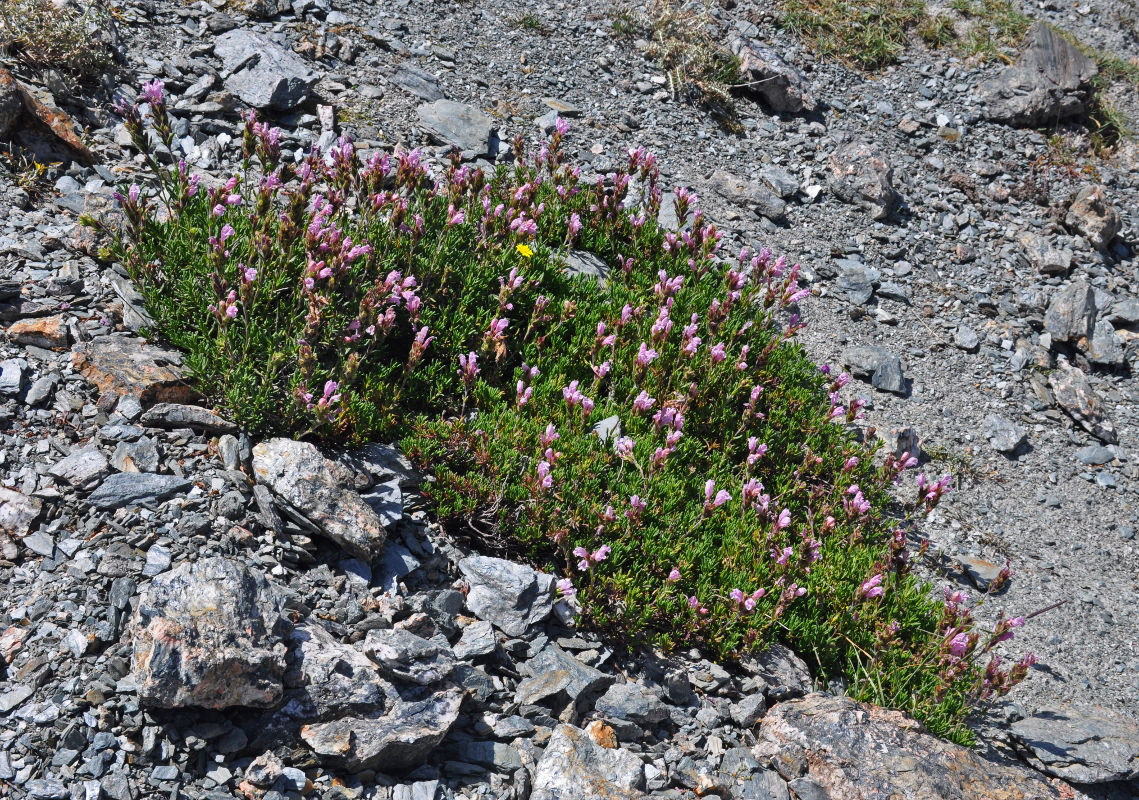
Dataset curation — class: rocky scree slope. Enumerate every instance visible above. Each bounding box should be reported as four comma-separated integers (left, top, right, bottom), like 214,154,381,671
2,0,1139,798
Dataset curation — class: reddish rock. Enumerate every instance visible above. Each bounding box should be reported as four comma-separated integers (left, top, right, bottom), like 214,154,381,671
72,337,198,407
755,694,1068,800
13,76,96,165
7,315,69,349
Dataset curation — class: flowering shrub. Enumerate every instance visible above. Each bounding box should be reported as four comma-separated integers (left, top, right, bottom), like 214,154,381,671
96,81,1034,744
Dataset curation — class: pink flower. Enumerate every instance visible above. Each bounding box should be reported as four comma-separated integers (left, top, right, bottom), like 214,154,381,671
458,351,479,385
636,342,658,368
627,495,646,520
775,508,791,529
632,391,655,412
860,574,884,599
540,423,559,446
710,342,727,363
774,547,793,566
556,578,576,599
568,212,582,238
747,437,767,466
729,588,744,603
593,545,610,562
140,78,165,105
615,437,635,459
688,596,700,609
668,567,681,582
516,381,532,406
486,317,509,341
948,632,969,658
536,461,553,491
704,480,730,511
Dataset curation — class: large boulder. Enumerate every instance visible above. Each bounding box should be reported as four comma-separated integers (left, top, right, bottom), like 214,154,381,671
730,38,816,114
416,99,499,157
458,555,556,636
755,694,1067,799
129,557,291,709
214,30,317,111
1010,703,1139,784
1065,185,1122,250
531,724,647,800
828,138,898,220
979,22,1097,126
252,438,388,561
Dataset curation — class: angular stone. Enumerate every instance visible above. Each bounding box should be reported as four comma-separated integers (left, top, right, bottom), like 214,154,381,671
836,261,878,306
0,358,24,396
532,724,646,800
709,169,787,220
252,438,387,561
300,687,463,771
564,250,611,286
1065,185,1122,250
287,621,388,718
1087,319,1125,367
828,139,898,220
12,78,96,164
25,374,56,406
7,315,69,349
756,694,1064,799
72,337,196,407
111,437,161,473
0,486,42,539
130,557,291,708
459,555,556,637
984,415,1027,455
742,644,813,701
139,403,237,434
1048,360,1117,443
214,30,317,111
453,620,496,661
731,38,816,113
980,22,1097,127
842,346,892,381
0,66,20,140
1011,704,1139,783
516,643,614,708
954,325,980,352
595,683,670,727
87,473,191,509
363,628,456,686
1019,233,1072,276
871,357,907,396
392,64,445,102
1108,297,1139,328
1043,280,1096,344
416,99,499,156
48,446,111,487
730,692,768,728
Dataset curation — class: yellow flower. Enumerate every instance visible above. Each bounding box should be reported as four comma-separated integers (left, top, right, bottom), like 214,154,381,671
516,243,534,258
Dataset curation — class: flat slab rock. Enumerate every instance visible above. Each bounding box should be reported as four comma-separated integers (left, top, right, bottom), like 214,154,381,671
755,694,1068,800
129,557,291,709
213,29,317,110
1010,704,1139,784
252,438,387,562
71,337,197,407
459,555,556,637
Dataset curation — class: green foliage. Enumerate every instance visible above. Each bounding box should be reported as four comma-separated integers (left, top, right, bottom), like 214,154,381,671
98,89,1039,745
779,0,927,70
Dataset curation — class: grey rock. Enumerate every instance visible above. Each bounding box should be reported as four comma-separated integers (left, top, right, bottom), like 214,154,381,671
730,692,768,728
0,67,20,140
836,261,878,306
516,643,614,708
0,358,25,396
871,357,907,396
252,438,387,561
954,325,980,352
287,621,388,718
731,38,816,113
1048,360,1117,443
759,166,800,198
141,544,172,576
743,644,813,701
756,694,1064,799
595,683,670,727
1088,319,1125,367
1065,185,1122,250
787,778,828,800
980,22,1097,126
363,628,456,685
828,139,898,220
416,99,498,156
48,446,110,487
0,684,33,712
841,346,892,381
564,250,611,286
1011,704,1139,784
213,30,317,111
1019,232,1072,276
24,373,57,406
1108,297,1139,328
300,686,463,771
449,739,524,771
392,64,444,101
361,476,404,531
1043,280,1096,344
374,539,420,593
459,555,556,636
453,620,497,661
218,434,241,470
87,473,191,509
709,169,787,220
532,724,646,800
71,337,195,407
129,556,291,708
1075,444,1114,465
22,529,54,557
111,437,161,473
139,403,237,433
983,415,1027,455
